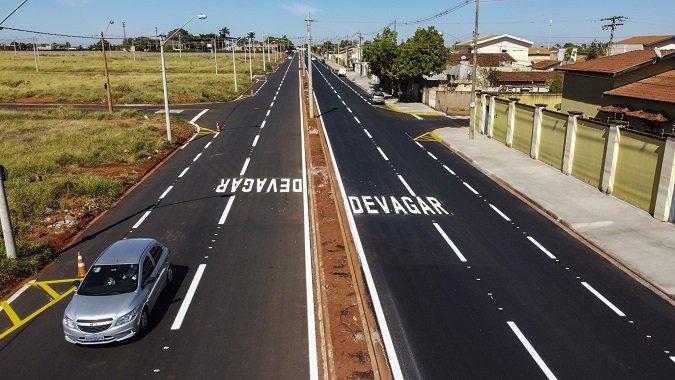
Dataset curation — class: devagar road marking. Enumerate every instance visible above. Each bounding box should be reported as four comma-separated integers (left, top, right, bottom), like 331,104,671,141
170,264,206,330
433,223,467,262
581,282,626,317
507,321,557,380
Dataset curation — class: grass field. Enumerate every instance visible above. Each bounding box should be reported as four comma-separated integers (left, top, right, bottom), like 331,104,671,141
0,51,280,104
0,108,192,292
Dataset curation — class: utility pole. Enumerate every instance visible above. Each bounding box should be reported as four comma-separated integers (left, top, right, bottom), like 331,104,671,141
547,19,552,50
248,35,253,80
213,38,218,74
306,12,315,118
601,16,627,56
231,40,238,91
0,165,17,259
100,32,113,113
32,38,39,72
262,35,267,71
159,35,172,142
469,0,480,140
356,31,363,76
122,21,127,45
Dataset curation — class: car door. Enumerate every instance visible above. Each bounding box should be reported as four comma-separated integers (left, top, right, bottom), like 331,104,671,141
141,254,158,310
149,245,168,288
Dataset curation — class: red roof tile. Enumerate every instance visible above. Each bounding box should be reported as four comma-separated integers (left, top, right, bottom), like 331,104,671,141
497,71,563,83
615,35,674,45
531,60,561,70
556,50,675,75
604,70,675,104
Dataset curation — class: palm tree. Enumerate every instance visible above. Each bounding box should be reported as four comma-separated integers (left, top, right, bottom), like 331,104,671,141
219,27,230,38
247,31,255,40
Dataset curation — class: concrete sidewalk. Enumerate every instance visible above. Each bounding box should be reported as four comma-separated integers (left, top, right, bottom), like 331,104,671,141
433,126,675,300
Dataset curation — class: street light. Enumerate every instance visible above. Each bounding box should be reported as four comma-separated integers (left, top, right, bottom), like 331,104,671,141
101,20,115,113
159,13,207,142
248,30,254,80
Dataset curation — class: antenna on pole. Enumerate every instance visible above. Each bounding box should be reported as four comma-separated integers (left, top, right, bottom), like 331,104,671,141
601,15,627,56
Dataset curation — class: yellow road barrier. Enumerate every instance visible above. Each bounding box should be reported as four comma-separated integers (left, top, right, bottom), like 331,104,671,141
0,278,79,341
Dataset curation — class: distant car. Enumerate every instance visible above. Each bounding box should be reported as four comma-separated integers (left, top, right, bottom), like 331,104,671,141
311,56,316,61
338,68,347,77
62,238,172,345
370,91,385,105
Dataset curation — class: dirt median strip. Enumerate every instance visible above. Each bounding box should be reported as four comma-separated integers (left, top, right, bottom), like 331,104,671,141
302,70,391,379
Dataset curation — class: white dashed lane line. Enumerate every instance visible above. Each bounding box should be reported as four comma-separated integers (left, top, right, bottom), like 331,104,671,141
261,120,267,128
178,167,189,178
526,236,557,260
489,204,511,222
442,165,455,175
170,264,206,330
364,129,373,138
507,322,557,380
463,182,479,195
581,282,626,317
376,147,389,161
415,141,423,148
412,114,423,120
240,157,251,176
397,175,416,197
218,196,236,225
427,151,438,160
433,222,468,262
204,141,212,149
132,210,152,229
158,186,174,200
252,135,260,147
354,116,361,124
192,153,202,162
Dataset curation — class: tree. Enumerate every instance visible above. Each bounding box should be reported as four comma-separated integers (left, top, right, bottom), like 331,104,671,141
247,31,256,40
585,40,607,60
546,76,564,93
478,67,500,88
392,27,447,98
167,28,190,41
219,27,230,38
362,27,398,83
89,38,111,51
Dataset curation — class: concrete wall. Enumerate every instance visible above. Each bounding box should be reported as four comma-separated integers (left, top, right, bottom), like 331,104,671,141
433,91,472,114
503,93,562,109
484,96,674,219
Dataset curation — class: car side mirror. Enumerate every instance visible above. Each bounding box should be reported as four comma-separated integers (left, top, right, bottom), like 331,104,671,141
144,276,156,287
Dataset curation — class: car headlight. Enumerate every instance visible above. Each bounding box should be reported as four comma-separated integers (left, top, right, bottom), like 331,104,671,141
115,305,141,326
63,315,77,329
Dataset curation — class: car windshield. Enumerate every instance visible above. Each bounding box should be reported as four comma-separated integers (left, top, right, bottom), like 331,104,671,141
78,264,138,296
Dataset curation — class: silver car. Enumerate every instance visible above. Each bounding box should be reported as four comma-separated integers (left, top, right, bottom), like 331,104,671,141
62,238,172,345
370,91,386,105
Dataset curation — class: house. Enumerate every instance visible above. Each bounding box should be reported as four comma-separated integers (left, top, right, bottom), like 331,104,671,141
528,47,551,63
497,71,562,92
445,52,516,83
557,49,675,134
531,59,562,71
610,35,675,56
456,34,533,67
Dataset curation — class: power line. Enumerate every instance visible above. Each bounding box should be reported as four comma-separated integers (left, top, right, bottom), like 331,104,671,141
0,25,122,39
601,15,627,55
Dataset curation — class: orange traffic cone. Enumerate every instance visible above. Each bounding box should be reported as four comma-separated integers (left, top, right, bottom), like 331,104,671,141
77,251,87,278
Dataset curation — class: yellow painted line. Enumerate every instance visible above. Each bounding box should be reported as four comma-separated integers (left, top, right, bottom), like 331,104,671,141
35,278,80,284
0,301,21,326
413,132,441,142
0,286,76,341
36,282,60,300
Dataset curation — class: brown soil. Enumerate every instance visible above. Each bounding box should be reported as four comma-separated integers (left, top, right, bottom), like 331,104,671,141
302,71,390,379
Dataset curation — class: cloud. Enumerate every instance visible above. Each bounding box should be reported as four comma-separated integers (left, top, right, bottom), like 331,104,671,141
281,3,318,16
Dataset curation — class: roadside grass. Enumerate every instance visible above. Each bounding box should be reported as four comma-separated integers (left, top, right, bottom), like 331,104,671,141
0,51,280,104
0,108,192,293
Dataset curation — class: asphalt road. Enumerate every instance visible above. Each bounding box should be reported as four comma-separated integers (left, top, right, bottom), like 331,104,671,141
311,60,675,379
0,55,316,379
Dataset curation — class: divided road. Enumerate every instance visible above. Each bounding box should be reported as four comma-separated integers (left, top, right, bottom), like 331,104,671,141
311,60,675,379
0,55,316,379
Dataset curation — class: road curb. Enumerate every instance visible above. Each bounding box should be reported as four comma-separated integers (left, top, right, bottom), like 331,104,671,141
430,129,675,306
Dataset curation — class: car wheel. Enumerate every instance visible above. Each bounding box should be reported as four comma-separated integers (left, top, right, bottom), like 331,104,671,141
139,308,149,334
167,264,173,283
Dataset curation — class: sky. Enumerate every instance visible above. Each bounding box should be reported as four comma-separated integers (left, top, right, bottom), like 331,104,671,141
1,0,674,47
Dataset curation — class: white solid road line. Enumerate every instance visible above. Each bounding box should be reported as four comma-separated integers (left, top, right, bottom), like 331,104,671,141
252,135,260,147
261,120,267,128
300,72,319,380
397,175,416,197
433,223,468,262
463,182,479,195
132,210,151,229
581,282,626,317
442,165,456,175
218,196,236,225
412,114,423,120
0,280,35,313
170,264,206,330
526,236,557,259
489,204,511,221
178,167,189,178
192,153,202,162
507,321,557,380
313,91,403,379
427,151,438,160
159,186,174,200
376,147,389,161
240,157,251,176
189,109,209,124
354,116,361,124
364,129,373,138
